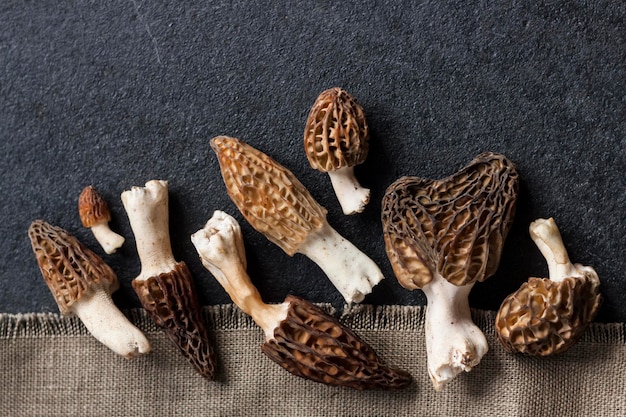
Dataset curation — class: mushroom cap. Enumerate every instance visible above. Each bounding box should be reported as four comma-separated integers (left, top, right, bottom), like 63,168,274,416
78,185,112,227
381,152,518,288
496,271,602,356
261,295,412,390
28,220,119,315
303,87,369,172
211,136,327,256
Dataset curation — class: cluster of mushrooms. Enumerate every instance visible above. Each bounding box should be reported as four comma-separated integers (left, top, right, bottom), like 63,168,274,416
28,88,601,391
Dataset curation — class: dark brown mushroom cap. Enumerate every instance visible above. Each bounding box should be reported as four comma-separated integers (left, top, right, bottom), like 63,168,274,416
303,87,369,172
261,295,412,390
28,220,119,315
132,261,216,379
78,186,112,227
381,152,518,288
211,136,327,256
496,273,602,356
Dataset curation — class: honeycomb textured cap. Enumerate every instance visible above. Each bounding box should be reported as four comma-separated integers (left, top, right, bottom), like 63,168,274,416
304,87,369,172
211,136,327,256
28,220,118,315
496,273,602,356
381,152,519,288
132,261,216,379
261,295,412,390
78,185,111,227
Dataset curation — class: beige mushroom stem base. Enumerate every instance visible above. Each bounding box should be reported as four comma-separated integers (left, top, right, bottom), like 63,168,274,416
529,218,596,281
296,220,383,304
421,273,488,391
90,222,125,255
327,166,370,215
72,287,151,358
191,211,289,340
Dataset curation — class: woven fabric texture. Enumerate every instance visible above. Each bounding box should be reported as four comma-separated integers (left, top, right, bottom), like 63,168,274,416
1,305,624,417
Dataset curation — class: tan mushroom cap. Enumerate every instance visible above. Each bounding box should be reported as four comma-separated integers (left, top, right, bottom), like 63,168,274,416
381,152,518,288
211,136,327,256
496,273,601,355
78,185,112,227
28,220,119,315
303,87,369,172
262,295,412,390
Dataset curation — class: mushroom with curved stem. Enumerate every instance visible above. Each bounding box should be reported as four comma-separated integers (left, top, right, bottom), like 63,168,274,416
210,136,383,305
78,185,125,254
121,180,216,379
381,152,519,391
191,210,412,390
304,87,370,215
28,220,150,358
496,218,602,356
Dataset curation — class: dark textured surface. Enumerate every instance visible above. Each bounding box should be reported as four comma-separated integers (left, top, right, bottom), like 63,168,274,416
0,1,624,321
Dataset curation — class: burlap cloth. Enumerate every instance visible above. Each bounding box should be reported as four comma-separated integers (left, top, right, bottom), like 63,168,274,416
1,305,624,417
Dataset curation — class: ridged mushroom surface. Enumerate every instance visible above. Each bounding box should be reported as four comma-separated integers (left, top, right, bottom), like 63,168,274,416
78,186,111,227
303,87,369,172
262,295,412,390
382,152,519,289
496,274,601,355
211,135,326,256
29,220,118,315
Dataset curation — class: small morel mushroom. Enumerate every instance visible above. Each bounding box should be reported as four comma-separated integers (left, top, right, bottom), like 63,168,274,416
303,87,370,215
28,220,150,358
210,136,383,304
121,180,216,379
191,210,412,390
78,185,125,254
381,153,518,390
496,218,602,356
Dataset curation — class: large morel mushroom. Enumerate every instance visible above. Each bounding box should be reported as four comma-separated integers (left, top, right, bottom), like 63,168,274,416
191,210,412,390
381,153,518,390
496,218,601,356
210,136,383,304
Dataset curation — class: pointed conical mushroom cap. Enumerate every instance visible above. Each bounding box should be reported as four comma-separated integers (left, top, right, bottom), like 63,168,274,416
262,295,412,390
303,87,369,172
78,186,112,227
496,273,601,355
211,136,327,256
381,152,518,288
28,220,119,315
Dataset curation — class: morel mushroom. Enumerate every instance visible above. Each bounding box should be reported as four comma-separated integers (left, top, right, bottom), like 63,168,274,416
191,210,412,389
381,153,518,390
496,218,602,355
121,180,216,379
210,136,383,304
28,220,150,358
78,185,125,254
304,87,370,215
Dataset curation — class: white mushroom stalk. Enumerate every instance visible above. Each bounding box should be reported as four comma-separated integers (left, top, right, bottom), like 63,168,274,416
421,275,488,391
211,135,384,305
28,220,150,359
191,210,289,340
121,179,217,379
529,218,596,282
327,166,371,215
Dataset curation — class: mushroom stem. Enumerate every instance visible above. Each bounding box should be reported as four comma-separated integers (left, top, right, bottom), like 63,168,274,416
529,218,583,282
90,222,125,255
71,286,151,358
191,211,289,340
421,273,488,391
296,220,383,304
121,180,177,279
327,166,370,215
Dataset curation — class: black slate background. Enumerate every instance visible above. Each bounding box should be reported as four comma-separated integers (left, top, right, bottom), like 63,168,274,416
1,1,624,322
